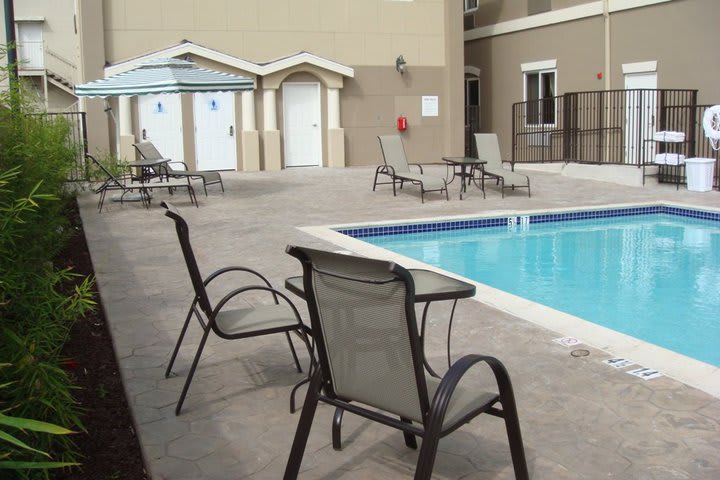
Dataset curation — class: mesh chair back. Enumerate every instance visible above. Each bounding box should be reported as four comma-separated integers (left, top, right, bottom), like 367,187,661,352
378,135,412,174
134,141,165,161
87,154,123,187
474,133,503,169
288,246,429,421
162,202,213,316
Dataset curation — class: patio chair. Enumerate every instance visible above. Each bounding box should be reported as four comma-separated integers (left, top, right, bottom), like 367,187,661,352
133,140,224,195
474,133,531,198
87,153,147,212
283,245,529,480
161,202,312,415
374,135,448,203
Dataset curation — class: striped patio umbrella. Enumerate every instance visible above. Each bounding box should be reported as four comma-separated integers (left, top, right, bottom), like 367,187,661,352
75,58,254,97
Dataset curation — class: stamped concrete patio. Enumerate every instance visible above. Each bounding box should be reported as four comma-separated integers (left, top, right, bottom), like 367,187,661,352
77,165,720,479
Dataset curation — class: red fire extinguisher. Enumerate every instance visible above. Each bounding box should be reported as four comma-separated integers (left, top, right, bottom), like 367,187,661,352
397,115,408,131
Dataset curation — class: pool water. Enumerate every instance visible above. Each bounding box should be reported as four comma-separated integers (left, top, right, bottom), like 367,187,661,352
360,213,720,367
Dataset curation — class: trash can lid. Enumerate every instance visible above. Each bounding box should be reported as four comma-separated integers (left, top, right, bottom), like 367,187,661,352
684,157,716,164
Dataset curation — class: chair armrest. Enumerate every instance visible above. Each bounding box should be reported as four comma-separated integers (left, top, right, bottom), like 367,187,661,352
168,161,190,171
203,266,275,289
408,163,425,174
425,354,516,431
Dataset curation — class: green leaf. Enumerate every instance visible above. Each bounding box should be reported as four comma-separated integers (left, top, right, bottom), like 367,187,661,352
0,429,49,456
0,460,80,469
0,413,75,435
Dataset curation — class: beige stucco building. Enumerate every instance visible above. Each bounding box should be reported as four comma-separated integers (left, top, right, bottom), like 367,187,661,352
3,0,465,172
463,0,720,160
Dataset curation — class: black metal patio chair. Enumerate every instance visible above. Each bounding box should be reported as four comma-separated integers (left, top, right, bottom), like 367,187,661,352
283,245,529,480
162,202,312,415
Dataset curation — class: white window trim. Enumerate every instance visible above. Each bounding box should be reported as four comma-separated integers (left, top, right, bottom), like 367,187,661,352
464,0,478,15
621,61,657,74
521,59,557,73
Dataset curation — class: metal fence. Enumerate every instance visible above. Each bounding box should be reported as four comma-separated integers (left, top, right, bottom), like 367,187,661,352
465,105,480,157
29,111,89,181
511,89,699,167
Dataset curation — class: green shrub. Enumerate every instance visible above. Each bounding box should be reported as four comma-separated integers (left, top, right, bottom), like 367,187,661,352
0,49,95,478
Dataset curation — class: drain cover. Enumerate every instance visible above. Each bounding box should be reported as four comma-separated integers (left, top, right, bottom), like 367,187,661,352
571,349,590,357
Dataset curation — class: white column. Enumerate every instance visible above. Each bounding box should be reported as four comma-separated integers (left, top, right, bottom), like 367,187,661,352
241,90,256,131
263,88,277,130
327,88,340,129
119,96,132,135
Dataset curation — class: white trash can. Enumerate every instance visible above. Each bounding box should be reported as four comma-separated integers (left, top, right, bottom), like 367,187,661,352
684,157,716,192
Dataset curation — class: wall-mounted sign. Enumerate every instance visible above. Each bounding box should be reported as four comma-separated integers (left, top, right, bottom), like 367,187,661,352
422,96,438,117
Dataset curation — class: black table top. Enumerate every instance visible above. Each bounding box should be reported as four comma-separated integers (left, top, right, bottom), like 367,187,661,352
285,268,476,303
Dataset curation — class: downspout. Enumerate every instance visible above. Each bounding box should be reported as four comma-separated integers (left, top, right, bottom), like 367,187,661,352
603,0,610,91
603,0,611,163
4,0,18,81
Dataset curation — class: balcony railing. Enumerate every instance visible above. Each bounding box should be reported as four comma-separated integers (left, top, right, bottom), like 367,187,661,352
511,89,720,188
17,42,77,86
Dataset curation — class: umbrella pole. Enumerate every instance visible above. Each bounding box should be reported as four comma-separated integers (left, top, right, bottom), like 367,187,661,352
104,99,121,160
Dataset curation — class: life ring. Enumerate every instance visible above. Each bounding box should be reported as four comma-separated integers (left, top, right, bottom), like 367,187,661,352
703,105,720,150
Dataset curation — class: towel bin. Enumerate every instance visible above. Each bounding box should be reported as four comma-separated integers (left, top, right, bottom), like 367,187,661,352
684,158,716,192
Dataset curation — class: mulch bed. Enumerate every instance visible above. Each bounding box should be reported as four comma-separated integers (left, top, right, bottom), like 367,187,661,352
55,200,148,480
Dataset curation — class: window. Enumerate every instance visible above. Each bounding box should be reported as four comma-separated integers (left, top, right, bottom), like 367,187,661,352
524,69,556,125
464,0,478,15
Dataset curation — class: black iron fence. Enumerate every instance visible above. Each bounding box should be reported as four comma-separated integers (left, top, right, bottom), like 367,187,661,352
512,89,699,167
30,111,89,181
465,105,480,157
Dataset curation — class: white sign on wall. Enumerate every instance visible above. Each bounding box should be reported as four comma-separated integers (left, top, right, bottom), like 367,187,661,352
422,96,439,117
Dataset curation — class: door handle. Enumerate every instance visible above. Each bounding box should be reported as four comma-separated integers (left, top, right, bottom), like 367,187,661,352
312,123,318,127
142,128,147,140
229,125,234,136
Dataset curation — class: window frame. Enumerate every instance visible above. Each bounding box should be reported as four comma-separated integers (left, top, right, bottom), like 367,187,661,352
523,68,557,127
464,0,478,15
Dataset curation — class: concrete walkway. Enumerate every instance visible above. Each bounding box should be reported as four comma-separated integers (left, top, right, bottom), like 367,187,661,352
78,166,720,479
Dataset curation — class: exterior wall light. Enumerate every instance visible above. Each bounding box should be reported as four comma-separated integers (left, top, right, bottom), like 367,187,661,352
396,55,407,74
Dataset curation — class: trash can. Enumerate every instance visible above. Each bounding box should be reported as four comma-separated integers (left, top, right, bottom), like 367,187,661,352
684,157,716,192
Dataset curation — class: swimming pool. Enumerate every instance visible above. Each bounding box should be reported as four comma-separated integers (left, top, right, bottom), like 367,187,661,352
336,205,720,368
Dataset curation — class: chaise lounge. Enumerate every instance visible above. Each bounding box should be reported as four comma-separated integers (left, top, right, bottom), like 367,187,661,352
474,133,531,198
133,140,224,195
374,135,448,203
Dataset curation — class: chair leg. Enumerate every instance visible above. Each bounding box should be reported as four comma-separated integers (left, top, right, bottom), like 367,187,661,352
332,407,344,450
165,304,196,378
175,323,213,416
285,331,302,373
284,368,324,480
372,167,382,191
97,190,106,212
401,417,417,449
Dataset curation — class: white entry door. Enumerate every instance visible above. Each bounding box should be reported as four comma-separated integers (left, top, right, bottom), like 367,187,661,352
17,23,44,69
138,94,184,163
283,83,321,167
624,72,657,165
193,92,237,171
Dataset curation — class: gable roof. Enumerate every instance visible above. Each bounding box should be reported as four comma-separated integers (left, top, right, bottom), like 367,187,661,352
105,41,354,79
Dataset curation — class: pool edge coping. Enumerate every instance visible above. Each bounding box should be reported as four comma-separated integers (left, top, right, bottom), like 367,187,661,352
298,201,720,399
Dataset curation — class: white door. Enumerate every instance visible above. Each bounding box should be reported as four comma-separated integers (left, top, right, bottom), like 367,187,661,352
283,83,321,167
17,22,44,69
193,92,237,170
138,94,184,163
624,72,657,164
